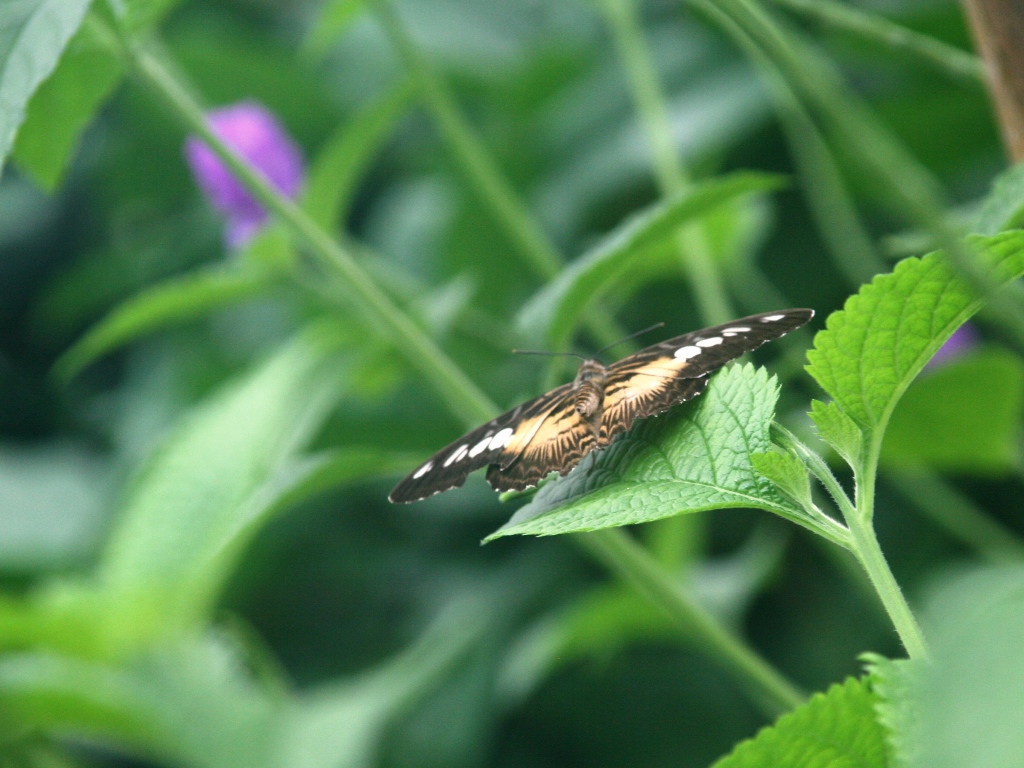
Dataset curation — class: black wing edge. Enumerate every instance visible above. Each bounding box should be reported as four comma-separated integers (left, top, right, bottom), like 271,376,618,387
387,385,571,503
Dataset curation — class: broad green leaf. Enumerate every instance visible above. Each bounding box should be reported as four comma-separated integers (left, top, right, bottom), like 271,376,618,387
809,399,862,469
0,636,280,768
516,172,785,348
263,448,422,518
898,567,1024,768
120,0,185,32
0,0,93,177
881,350,1024,473
751,451,812,511
806,231,1024,432
500,526,786,701
710,676,889,768
864,654,921,768
0,444,108,571
303,0,370,61
286,600,482,768
97,328,345,632
55,265,270,382
303,81,412,229
487,365,831,542
974,162,1024,235
12,17,121,190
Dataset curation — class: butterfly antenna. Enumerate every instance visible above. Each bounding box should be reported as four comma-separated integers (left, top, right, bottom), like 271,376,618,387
595,322,665,356
512,349,589,360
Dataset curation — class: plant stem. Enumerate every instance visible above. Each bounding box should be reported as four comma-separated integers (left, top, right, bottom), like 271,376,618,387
686,0,1024,349
771,0,985,84
116,25,807,714
772,423,927,657
851,451,929,659
124,41,498,428
580,528,805,716
374,1,625,349
845,503,929,659
600,0,734,326
767,69,886,288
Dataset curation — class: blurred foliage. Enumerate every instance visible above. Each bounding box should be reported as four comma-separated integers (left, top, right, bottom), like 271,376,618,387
2,0,1024,766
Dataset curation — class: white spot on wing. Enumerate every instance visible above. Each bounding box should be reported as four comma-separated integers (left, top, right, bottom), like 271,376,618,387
696,337,723,347
413,461,433,479
488,427,514,450
444,445,469,467
722,326,751,336
762,314,785,322
469,436,491,458
674,345,702,359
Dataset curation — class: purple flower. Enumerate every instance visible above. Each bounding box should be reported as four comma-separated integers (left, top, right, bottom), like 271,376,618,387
184,101,305,249
926,322,980,370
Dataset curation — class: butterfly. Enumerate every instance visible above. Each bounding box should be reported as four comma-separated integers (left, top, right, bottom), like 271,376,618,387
389,309,813,503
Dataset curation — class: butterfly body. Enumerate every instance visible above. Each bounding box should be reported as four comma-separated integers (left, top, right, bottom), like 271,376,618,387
389,309,813,503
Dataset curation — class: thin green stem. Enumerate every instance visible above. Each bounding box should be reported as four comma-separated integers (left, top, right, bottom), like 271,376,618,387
580,528,805,716
770,0,985,84
771,424,856,522
600,0,733,326
374,1,625,349
115,22,807,715
124,41,498,428
846,503,929,659
852,437,929,659
768,70,886,287
773,423,927,657
687,0,1024,349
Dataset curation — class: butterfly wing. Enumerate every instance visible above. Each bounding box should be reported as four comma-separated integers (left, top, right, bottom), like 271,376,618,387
486,393,600,492
599,309,812,444
389,384,573,503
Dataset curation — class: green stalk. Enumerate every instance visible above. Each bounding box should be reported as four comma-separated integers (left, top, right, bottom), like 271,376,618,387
687,0,1024,348
113,25,805,715
852,437,929,659
600,0,734,326
767,70,886,287
772,423,927,658
374,1,625,349
125,42,497,428
770,0,985,84
580,528,805,715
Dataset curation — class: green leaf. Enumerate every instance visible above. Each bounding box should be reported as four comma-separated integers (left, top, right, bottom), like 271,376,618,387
516,172,785,348
0,444,108,571
751,451,813,511
881,350,1024,474
0,636,280,768
864,653,921,768
809,399,863,468
974,162,1024,235
710,676,889,768
302,0,371,61
0,0,94,177
54,265,270,382
120,0,185,33
11,17,122,190
96,327,345,633
303,81,413,229
263,448,423,518
805,231,1024,433
487,365,831,542
903,566,1024,768
286,600,482,768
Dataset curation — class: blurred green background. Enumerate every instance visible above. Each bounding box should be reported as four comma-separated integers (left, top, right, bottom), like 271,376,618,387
0,0,1020,765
